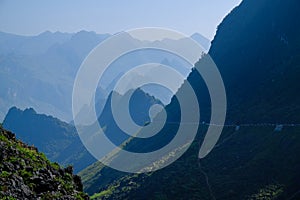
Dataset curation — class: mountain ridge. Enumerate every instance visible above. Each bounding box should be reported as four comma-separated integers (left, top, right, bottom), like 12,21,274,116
79,0,300,199
0,30,210,122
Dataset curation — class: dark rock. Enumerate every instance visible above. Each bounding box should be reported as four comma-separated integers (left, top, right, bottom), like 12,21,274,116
73,175,83,191
25,166,34,173
5,131,16,140
30,176,43,184
59,168,65,176
3,162,14,171
64,166,73,174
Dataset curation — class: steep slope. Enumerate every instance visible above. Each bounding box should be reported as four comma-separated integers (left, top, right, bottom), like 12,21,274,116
89,126,300,200
82,0,300,199
0,126,89,199
209,0,300,123
97,89,163,146
2,107,96,173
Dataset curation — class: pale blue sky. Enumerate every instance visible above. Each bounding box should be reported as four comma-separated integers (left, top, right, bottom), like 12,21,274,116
0,0,242,39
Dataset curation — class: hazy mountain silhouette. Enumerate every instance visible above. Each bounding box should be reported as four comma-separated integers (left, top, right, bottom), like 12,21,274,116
0,31,111,122
191,32,211,51
0,31,209,122
96,88,163,146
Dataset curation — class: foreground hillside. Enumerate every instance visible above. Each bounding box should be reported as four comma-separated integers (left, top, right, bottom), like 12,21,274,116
0,125,89,199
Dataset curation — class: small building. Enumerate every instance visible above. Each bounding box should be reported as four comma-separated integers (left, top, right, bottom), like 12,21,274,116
274,124,283,132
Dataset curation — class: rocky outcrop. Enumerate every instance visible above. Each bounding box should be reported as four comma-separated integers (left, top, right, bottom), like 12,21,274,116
0,126,89,200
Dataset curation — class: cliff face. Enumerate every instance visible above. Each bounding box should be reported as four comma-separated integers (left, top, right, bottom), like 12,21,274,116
0,126,89,200
209,0,300,123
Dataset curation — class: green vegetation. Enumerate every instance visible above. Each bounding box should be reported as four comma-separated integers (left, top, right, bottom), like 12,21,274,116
90,189,113,199
246,184,284,200
1,197,16,200
83,125,300,200
0,127,89,199
50,162,60,170
0,171,11,178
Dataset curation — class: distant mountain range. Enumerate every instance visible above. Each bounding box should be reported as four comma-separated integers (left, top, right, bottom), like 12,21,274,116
191,32,211,51
0,30,210,122
0,30,110,122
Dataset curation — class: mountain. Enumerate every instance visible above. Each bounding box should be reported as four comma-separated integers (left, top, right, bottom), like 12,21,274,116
0,31,111,122
0,125,89,199
2,107,96,173
96,89,163,146
0,31,72,55
191,33,211,51
209,0,300,124
79,0,300,199
0,31,210,122
2,87,162,174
